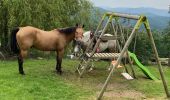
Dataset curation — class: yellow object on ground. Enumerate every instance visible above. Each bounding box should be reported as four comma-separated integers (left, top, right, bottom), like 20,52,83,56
111,60,123,68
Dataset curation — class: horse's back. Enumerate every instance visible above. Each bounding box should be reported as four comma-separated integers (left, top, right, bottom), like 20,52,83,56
34,29,64,50
16,26,38,49
17,26,39,39
16,26,66,51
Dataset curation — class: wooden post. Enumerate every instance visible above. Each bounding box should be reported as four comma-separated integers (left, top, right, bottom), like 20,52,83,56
117,20,136,78
105,12,140,20
84,14,106,53
97,18,143,100
144,19,170,98
77,14,106,76
111,20,129,73
79,15,112,78
127,52,136,78
90,15,113,57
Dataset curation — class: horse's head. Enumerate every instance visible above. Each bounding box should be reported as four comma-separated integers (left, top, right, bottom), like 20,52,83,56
72,30,94,57
74,24,84,42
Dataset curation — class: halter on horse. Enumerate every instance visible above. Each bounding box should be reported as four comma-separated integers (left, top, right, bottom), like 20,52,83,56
10,24,84,75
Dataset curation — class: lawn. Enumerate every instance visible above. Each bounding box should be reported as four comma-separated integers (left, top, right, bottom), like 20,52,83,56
0,58,170,100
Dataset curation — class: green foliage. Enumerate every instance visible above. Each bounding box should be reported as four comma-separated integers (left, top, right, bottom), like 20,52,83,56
162,22,170,57
0,0,9,49
128,31,151,64
117,18,170,63
1,0,94,28
0,0,97,56
128,29,164,64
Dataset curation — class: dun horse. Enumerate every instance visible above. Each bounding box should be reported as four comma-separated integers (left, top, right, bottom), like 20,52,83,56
10,24,84,75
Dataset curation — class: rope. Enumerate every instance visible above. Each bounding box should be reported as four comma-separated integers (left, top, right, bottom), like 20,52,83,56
133,31,138,54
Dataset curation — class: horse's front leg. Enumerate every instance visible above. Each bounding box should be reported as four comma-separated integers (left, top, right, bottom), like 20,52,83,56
56,49,64,75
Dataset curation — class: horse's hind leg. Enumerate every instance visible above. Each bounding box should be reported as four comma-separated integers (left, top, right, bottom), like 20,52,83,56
56,49,64,75
18,54,24,75
18,50,27,75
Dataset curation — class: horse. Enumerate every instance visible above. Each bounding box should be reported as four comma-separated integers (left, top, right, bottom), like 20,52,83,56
72,31,117,56
72,31,128,71
10,24,84,75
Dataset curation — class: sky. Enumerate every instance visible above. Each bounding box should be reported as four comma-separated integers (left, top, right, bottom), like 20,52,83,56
90,0,170,9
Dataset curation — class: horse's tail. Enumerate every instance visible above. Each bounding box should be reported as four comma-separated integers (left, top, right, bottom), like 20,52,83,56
10,27,20,54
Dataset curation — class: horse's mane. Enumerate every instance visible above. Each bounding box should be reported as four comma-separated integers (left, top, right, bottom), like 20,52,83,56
58,27,76,35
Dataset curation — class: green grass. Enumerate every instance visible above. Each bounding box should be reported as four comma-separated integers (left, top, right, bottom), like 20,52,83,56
127,65,170,98
0,59,170,100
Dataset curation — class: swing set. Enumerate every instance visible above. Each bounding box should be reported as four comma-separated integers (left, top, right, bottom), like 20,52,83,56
76,12,170,99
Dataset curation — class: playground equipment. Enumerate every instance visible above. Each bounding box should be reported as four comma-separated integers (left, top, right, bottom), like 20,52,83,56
128,51,157,80
76,12,170,99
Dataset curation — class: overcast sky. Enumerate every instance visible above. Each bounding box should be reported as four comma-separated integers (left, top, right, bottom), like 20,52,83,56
90,0,170,9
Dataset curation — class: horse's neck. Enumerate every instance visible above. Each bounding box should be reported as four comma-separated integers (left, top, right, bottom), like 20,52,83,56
65,33,75,43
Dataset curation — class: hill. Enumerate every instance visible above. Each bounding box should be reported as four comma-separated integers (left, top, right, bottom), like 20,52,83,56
95,7,170,30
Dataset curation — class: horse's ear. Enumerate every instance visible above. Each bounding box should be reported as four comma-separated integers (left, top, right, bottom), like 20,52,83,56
82,24,85,28
76,23,79,27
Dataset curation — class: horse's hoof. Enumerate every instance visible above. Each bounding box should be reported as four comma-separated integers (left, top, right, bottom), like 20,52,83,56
19,71,25,75
56,71,62,75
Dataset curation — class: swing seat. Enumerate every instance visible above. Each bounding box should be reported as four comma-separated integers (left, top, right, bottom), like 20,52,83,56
86,53,127,59
121,73,134,80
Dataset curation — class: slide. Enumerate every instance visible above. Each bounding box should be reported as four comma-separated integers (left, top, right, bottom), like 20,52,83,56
128,51,157,80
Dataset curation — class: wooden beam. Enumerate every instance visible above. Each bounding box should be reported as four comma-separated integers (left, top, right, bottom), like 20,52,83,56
144,19,170,98
106,12,140,20
97,17,143,100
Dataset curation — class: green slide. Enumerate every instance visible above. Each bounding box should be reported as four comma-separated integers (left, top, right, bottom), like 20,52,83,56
128,51,158,80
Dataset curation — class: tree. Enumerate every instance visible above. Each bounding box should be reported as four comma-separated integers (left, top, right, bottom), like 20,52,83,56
163,22,170,57
0,0,9,51
0,0,96,56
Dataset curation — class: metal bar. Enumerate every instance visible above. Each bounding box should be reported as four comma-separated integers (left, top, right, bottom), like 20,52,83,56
105,12,140,20
90,15,113,57
97,18,143,100
144,19,170,98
